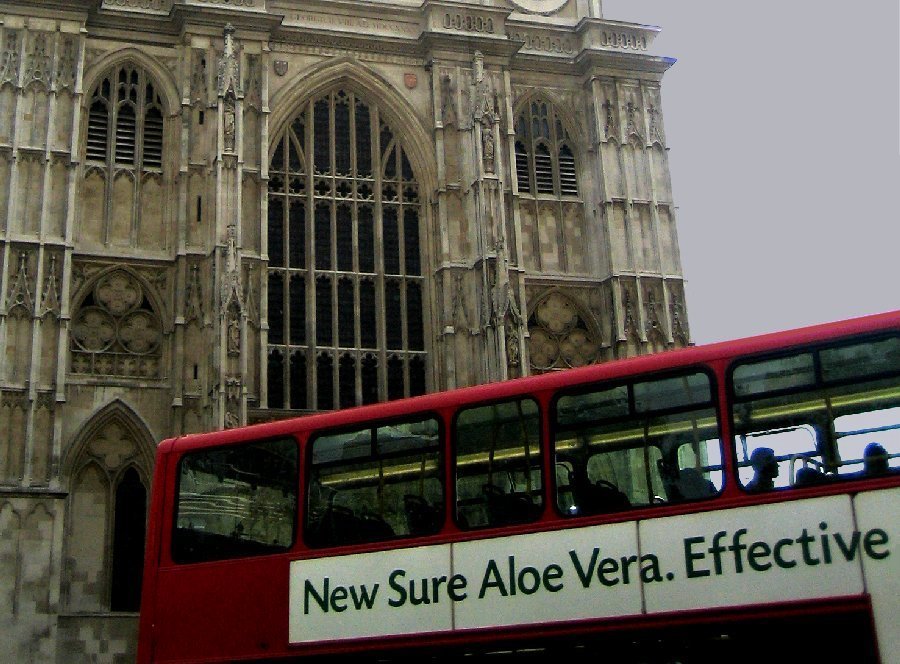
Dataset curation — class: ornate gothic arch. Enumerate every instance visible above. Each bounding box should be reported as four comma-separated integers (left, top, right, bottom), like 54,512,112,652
512,88,587,156
81,48,180,118
268,58,437,193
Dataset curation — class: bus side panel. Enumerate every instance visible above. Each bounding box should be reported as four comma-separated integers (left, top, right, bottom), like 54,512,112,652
152,558,290,662
137,440,175,664
854,487,899,664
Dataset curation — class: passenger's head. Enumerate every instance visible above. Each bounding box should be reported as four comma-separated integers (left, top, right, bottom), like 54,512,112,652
750,447,779,478
863,442,889,475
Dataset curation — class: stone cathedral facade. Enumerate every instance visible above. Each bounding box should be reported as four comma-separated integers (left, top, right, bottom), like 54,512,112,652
0,0,689,660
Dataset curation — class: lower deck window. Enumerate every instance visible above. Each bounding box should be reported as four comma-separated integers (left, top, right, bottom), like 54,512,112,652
172,438,298,563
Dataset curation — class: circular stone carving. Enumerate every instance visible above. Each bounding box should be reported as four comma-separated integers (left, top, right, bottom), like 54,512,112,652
118,310,162,354
72,307,116,352
528,328,560,370
536,292,577,335
509,0,569,14
560,328,599,367
95,272,142,316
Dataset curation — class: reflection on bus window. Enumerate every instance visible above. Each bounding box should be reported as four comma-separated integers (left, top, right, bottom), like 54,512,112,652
732,336,900,491
172,438,298,563
455,399,542,529
306,417,441,547
554,371,723,516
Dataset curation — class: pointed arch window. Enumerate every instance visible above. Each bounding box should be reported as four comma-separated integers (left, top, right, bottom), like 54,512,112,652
267,89,428,411
65,417,151,613
514,100,579,197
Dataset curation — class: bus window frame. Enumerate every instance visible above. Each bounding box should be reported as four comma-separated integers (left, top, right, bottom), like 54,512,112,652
451,395,545,531
170,434,302,565
727,330,900,493
302,409,446,549
550,364,724,519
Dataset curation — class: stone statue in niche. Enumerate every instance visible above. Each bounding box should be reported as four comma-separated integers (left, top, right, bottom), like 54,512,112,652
227,310,241,356
223,95,236,153
440,72,457,127
482,127,495,173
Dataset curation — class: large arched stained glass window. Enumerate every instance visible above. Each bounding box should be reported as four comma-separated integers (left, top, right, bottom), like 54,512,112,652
267,89,427,410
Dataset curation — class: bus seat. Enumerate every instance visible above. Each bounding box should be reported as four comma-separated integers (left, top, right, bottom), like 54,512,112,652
668,468,716,501
482,483,538,526
404,495,441,535
578,479,630,513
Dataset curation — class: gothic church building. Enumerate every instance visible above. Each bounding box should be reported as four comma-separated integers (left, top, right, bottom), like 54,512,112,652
0,0,689,660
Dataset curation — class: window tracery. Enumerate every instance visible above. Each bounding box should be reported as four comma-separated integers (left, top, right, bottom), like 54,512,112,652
70,270,163,378
527,292,599,372
267,89,427,410
514,99,578,197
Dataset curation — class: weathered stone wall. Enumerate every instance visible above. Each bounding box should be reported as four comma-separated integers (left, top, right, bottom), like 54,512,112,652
0,0,690,660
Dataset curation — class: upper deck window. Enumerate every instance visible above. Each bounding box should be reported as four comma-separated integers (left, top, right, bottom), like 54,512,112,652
731,335,900,491
454,399,543,529
305,416,442,547
172,438,298,563
554,370,722,516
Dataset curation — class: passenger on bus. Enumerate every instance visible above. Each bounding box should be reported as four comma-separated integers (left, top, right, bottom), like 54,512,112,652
794,466,825,487
746,447,779,492
863,442,890,476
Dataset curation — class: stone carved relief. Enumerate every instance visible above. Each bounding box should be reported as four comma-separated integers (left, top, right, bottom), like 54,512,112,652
0,31,20,88
184,264,203,324
55,36,77,91
6,252,34,317
217,25,240,98
224,376,242,428
22,33,52,90
471,52,498,174
621,286,638,339
191,49,208,108
39,255,61,319
70,270,163,378
448,273,473,334
623,98,643,142
646,96,664,146
527,291,599,372
601,93,617,141
243,264,258,327
671,292,688,344
226,303,241,356
440,72,457,127
223,96,236,152
244,54,261,109
644,289,662,337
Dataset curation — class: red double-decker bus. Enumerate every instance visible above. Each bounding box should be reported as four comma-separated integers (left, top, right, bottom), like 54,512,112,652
138,311,899,663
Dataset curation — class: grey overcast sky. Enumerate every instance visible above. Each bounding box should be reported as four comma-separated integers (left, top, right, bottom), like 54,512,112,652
601,1,900,344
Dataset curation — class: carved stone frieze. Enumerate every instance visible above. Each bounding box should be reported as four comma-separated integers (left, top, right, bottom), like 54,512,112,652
39,254,61,320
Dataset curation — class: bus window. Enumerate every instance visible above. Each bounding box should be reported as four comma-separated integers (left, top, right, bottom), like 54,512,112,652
305,416,441,547
455,398,542,529
732,335,900,491
554,370,722,516
172,438,298,564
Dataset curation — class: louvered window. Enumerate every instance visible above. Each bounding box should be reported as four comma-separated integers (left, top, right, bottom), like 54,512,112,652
513,100,579,198
267,89,428,411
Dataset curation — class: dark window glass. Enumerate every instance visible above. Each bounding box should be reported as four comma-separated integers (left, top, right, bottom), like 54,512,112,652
407,282,423,351
360,280,376,348
288,200,305,268
110,468,146,611
404,209,420,275
270,136,285,173
733,353,815,397
821,337,900,383
317,353,334,410
288,131,304,173
554,371,722,516
268,198,284,267
336,204,353,271
455,399,542,529
362,354,378,405
383,206,400,274
289,275,305,345
355,100,372,177
306,416,441,547
314,203,331,270
339,354,356,409
338,277,355,348
267,272,284,344
335,94,351,174
385,281,402,349
401,150,414,181
388,355,404,401
313,98,330,174
290,351,307,410
358,206,374,272
173,438,298,563
290,116,305,156
315,276,332,346
410,356,426,397
267,350,284,408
